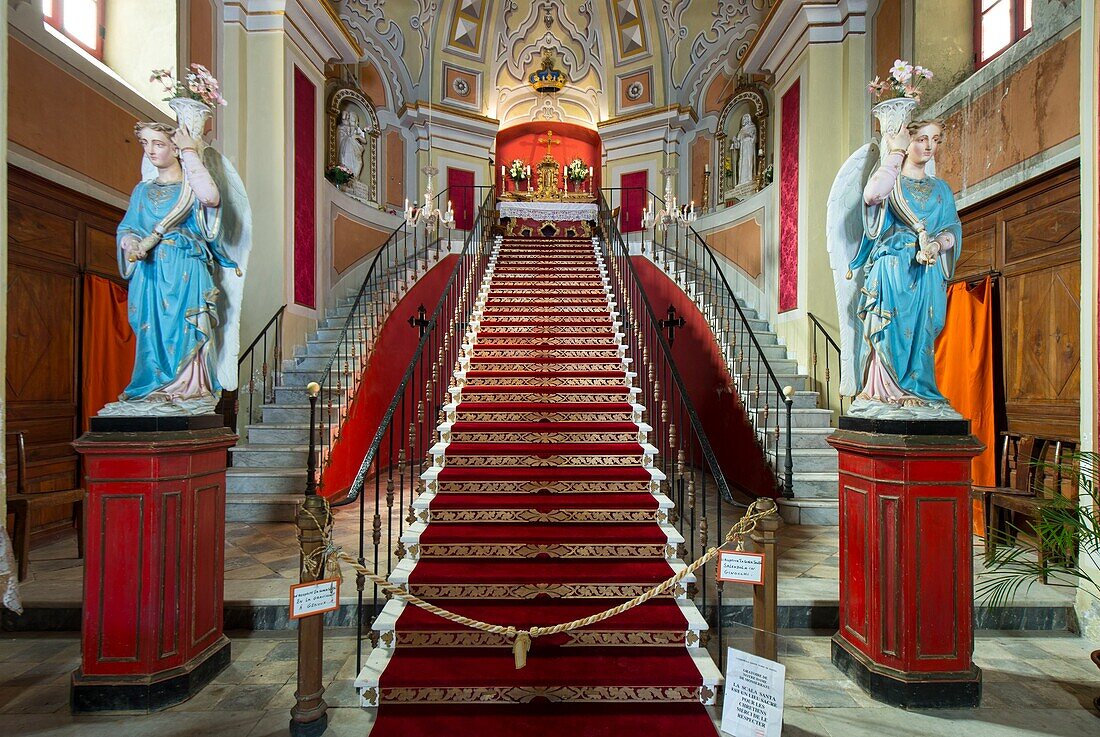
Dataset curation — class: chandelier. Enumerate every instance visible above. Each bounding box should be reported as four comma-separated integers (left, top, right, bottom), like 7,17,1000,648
529,50,566,95
404,16,454,229
641,167,696,230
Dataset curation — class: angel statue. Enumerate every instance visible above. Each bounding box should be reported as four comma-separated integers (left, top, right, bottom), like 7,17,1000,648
98,114,251,417
337,109,367,180
826,118,961,420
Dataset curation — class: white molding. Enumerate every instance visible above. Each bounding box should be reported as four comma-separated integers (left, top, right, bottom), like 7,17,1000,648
742,0,869,82
223,0,360,72
955,137,1081,211
7,144,131,209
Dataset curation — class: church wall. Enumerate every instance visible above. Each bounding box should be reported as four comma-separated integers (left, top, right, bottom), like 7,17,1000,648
331,212,392,276
495,122,602,194
688,134,710,213
189,0,215,73
385,130,405,209
702,210,764,282
872,0,904,83
911,0,973,103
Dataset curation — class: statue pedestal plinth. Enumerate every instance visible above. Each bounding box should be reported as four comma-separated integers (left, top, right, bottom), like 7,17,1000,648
827,418,984,708
71,422,236,713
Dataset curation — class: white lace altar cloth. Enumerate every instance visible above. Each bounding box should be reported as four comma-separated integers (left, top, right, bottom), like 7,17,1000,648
0,526,22,614
498,202,598,221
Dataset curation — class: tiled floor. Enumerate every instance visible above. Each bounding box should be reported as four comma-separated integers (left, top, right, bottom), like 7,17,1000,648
0,629,1096,736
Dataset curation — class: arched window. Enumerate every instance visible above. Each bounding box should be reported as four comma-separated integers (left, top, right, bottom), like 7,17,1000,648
975,0,1032,67
42,0,105,59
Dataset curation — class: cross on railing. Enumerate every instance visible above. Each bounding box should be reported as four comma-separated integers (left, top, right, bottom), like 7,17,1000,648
407,304,430,337
658,304,686,347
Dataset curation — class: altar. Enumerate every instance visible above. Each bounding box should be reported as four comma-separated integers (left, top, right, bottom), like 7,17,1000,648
498,201,598,221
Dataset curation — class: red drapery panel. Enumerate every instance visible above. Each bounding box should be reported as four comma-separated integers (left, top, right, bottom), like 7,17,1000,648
293,67,317,309
446,167,475,230
778,79,800,313
495,121,602,192
81,274,135,429
620,171,648,234
935,276,997,533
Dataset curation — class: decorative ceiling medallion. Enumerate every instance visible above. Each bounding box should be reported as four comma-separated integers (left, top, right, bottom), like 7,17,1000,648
626,81,644,100
453,77,471,97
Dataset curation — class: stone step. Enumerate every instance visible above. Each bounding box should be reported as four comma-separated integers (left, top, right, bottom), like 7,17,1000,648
274,384,352,404
229,443,315,468
787,391,822,410
777,498,839,526
766,427,834,449
751,407,834,429
312,325,374,343
246,423,320,445
225,492,303,523
226,467,308,495
788,448,839,474
789,472,840,499
283,352,368,373
279,368,356,388
262,403,340,424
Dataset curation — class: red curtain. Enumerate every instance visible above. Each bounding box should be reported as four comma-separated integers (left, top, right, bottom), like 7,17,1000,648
935,276,997,533
82,274,135,429
446,167,475,230
778,80,800,313
293,67,317,309
620,171,648,233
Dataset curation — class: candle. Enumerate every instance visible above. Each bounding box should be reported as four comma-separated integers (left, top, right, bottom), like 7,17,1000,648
501,165,505,178
526,165,530,177
705,163,710,173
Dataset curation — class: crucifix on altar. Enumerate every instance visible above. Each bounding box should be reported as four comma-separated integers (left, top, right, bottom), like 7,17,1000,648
532,129,565,200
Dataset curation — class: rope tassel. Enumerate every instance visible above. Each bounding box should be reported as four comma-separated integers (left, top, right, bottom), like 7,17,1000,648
512,631,533,669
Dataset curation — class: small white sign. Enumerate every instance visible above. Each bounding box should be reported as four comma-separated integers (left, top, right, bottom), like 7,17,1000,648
290,578,341,620
721,648,785,737
716,551,765,585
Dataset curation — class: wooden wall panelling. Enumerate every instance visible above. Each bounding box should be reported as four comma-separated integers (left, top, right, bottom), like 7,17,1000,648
6,167,125,540
958,164,1081,440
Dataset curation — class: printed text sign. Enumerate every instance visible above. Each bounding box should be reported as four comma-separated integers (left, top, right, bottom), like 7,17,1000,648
721,648,785,737
716,551,765,585
290,578,340,620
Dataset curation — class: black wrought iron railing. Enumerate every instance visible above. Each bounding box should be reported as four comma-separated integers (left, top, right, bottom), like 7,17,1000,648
601,187,795,497
330,192,496,675
232,304,286,430
597,191,754,666
807,312,845,421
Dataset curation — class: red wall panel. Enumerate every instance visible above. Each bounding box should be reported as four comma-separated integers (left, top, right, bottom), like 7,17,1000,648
293,68,317,309
496,121,602,192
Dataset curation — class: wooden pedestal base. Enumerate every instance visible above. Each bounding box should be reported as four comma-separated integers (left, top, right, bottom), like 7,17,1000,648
71,424,235,713
828,419,984,709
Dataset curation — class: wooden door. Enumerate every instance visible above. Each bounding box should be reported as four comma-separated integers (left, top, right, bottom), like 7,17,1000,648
956,164,1081,439
6,167,124,538
620,170,648,233
446,167,475,231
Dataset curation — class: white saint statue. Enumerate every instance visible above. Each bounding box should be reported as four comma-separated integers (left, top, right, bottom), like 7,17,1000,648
732,113,758,187
337,109,367,180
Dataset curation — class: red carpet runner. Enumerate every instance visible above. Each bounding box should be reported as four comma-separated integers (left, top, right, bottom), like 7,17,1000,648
356,236,722,735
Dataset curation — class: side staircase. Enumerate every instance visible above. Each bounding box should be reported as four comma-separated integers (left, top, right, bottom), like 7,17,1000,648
226,258,438,523
652,253,839,524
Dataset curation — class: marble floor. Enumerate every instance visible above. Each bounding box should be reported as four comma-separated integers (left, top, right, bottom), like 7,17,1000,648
0,629,1096,736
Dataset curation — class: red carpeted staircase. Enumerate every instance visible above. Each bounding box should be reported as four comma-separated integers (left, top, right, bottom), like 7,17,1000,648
356,236,722,735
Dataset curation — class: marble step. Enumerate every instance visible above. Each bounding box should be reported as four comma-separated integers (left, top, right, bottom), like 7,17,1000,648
777,498,839,526
229,443,316,468
246,423,320,445
262,403,339,424
225,491,303,523
766,427,835,450
751,407,835,429
788,448,839,474
279,368,356,388
274,383,352,404
789,472,840,499
283,352,369,373
226,467,308,495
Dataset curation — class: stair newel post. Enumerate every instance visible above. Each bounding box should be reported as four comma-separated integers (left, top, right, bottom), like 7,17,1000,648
291,382,329,737
752,497,781,662
783,386,795,498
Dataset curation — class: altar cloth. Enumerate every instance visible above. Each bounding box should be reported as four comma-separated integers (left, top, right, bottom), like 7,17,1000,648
498,201,598,221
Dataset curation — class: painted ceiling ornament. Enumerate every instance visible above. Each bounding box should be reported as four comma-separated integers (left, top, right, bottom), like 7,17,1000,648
626,80,644,100
826,64,963,421
685,0,770,103
529,49,567,94
340,0,410,107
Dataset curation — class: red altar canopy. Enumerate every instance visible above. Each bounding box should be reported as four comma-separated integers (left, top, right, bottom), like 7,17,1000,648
496,121,602,192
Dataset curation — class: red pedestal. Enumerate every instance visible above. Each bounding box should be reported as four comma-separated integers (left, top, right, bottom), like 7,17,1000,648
827,420,984,708
71,424,235,712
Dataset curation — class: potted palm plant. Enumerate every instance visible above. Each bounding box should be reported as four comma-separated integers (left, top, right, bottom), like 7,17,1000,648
978,450,1100,711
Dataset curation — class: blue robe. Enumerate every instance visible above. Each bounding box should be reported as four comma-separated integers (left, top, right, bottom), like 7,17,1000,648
848,175,962,402
117,180,237,401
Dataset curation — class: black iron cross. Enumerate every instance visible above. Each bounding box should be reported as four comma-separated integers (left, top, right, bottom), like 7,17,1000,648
408,304,429,337
659,304,686,346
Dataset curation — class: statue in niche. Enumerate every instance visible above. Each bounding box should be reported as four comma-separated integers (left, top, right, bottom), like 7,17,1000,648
732,113,757,187
100,111,251,417
826,118,961,420
337,108,368,180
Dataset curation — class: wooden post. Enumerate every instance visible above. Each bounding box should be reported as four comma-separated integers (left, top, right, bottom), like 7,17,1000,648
752,497,780,661
290,383,329,737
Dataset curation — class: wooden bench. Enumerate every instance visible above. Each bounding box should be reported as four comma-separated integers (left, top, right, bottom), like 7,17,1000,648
978,432,1077,575
6,431,84,581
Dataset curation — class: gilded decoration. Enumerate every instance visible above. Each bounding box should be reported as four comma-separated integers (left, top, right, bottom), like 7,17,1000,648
423,508,660,523
377,685,702,704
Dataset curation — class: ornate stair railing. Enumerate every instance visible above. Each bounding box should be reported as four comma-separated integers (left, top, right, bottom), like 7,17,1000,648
328,192,495,675
596,191,753,662
230,303,286,430
808,312,846,422
600,187,794,497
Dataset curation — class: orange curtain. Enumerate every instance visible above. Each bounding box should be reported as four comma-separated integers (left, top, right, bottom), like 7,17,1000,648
934,276,996,534
82,274,135,429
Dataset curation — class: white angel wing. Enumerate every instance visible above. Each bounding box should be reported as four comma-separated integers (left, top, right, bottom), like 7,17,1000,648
203,149,252,391
825,141,879,396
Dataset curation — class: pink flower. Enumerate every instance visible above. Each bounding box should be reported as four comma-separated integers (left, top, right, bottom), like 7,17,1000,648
889,59,913,84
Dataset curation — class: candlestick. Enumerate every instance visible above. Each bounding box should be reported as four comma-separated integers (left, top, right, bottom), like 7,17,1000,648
705,163,710,174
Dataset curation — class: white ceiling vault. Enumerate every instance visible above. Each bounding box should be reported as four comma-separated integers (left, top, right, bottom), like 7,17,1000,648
336,0,774,128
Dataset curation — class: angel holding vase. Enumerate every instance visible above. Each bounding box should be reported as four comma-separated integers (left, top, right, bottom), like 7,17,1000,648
827,61,962,420
99,66,251,417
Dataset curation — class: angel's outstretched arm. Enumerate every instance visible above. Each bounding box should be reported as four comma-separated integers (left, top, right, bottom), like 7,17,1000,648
863,151,905,206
